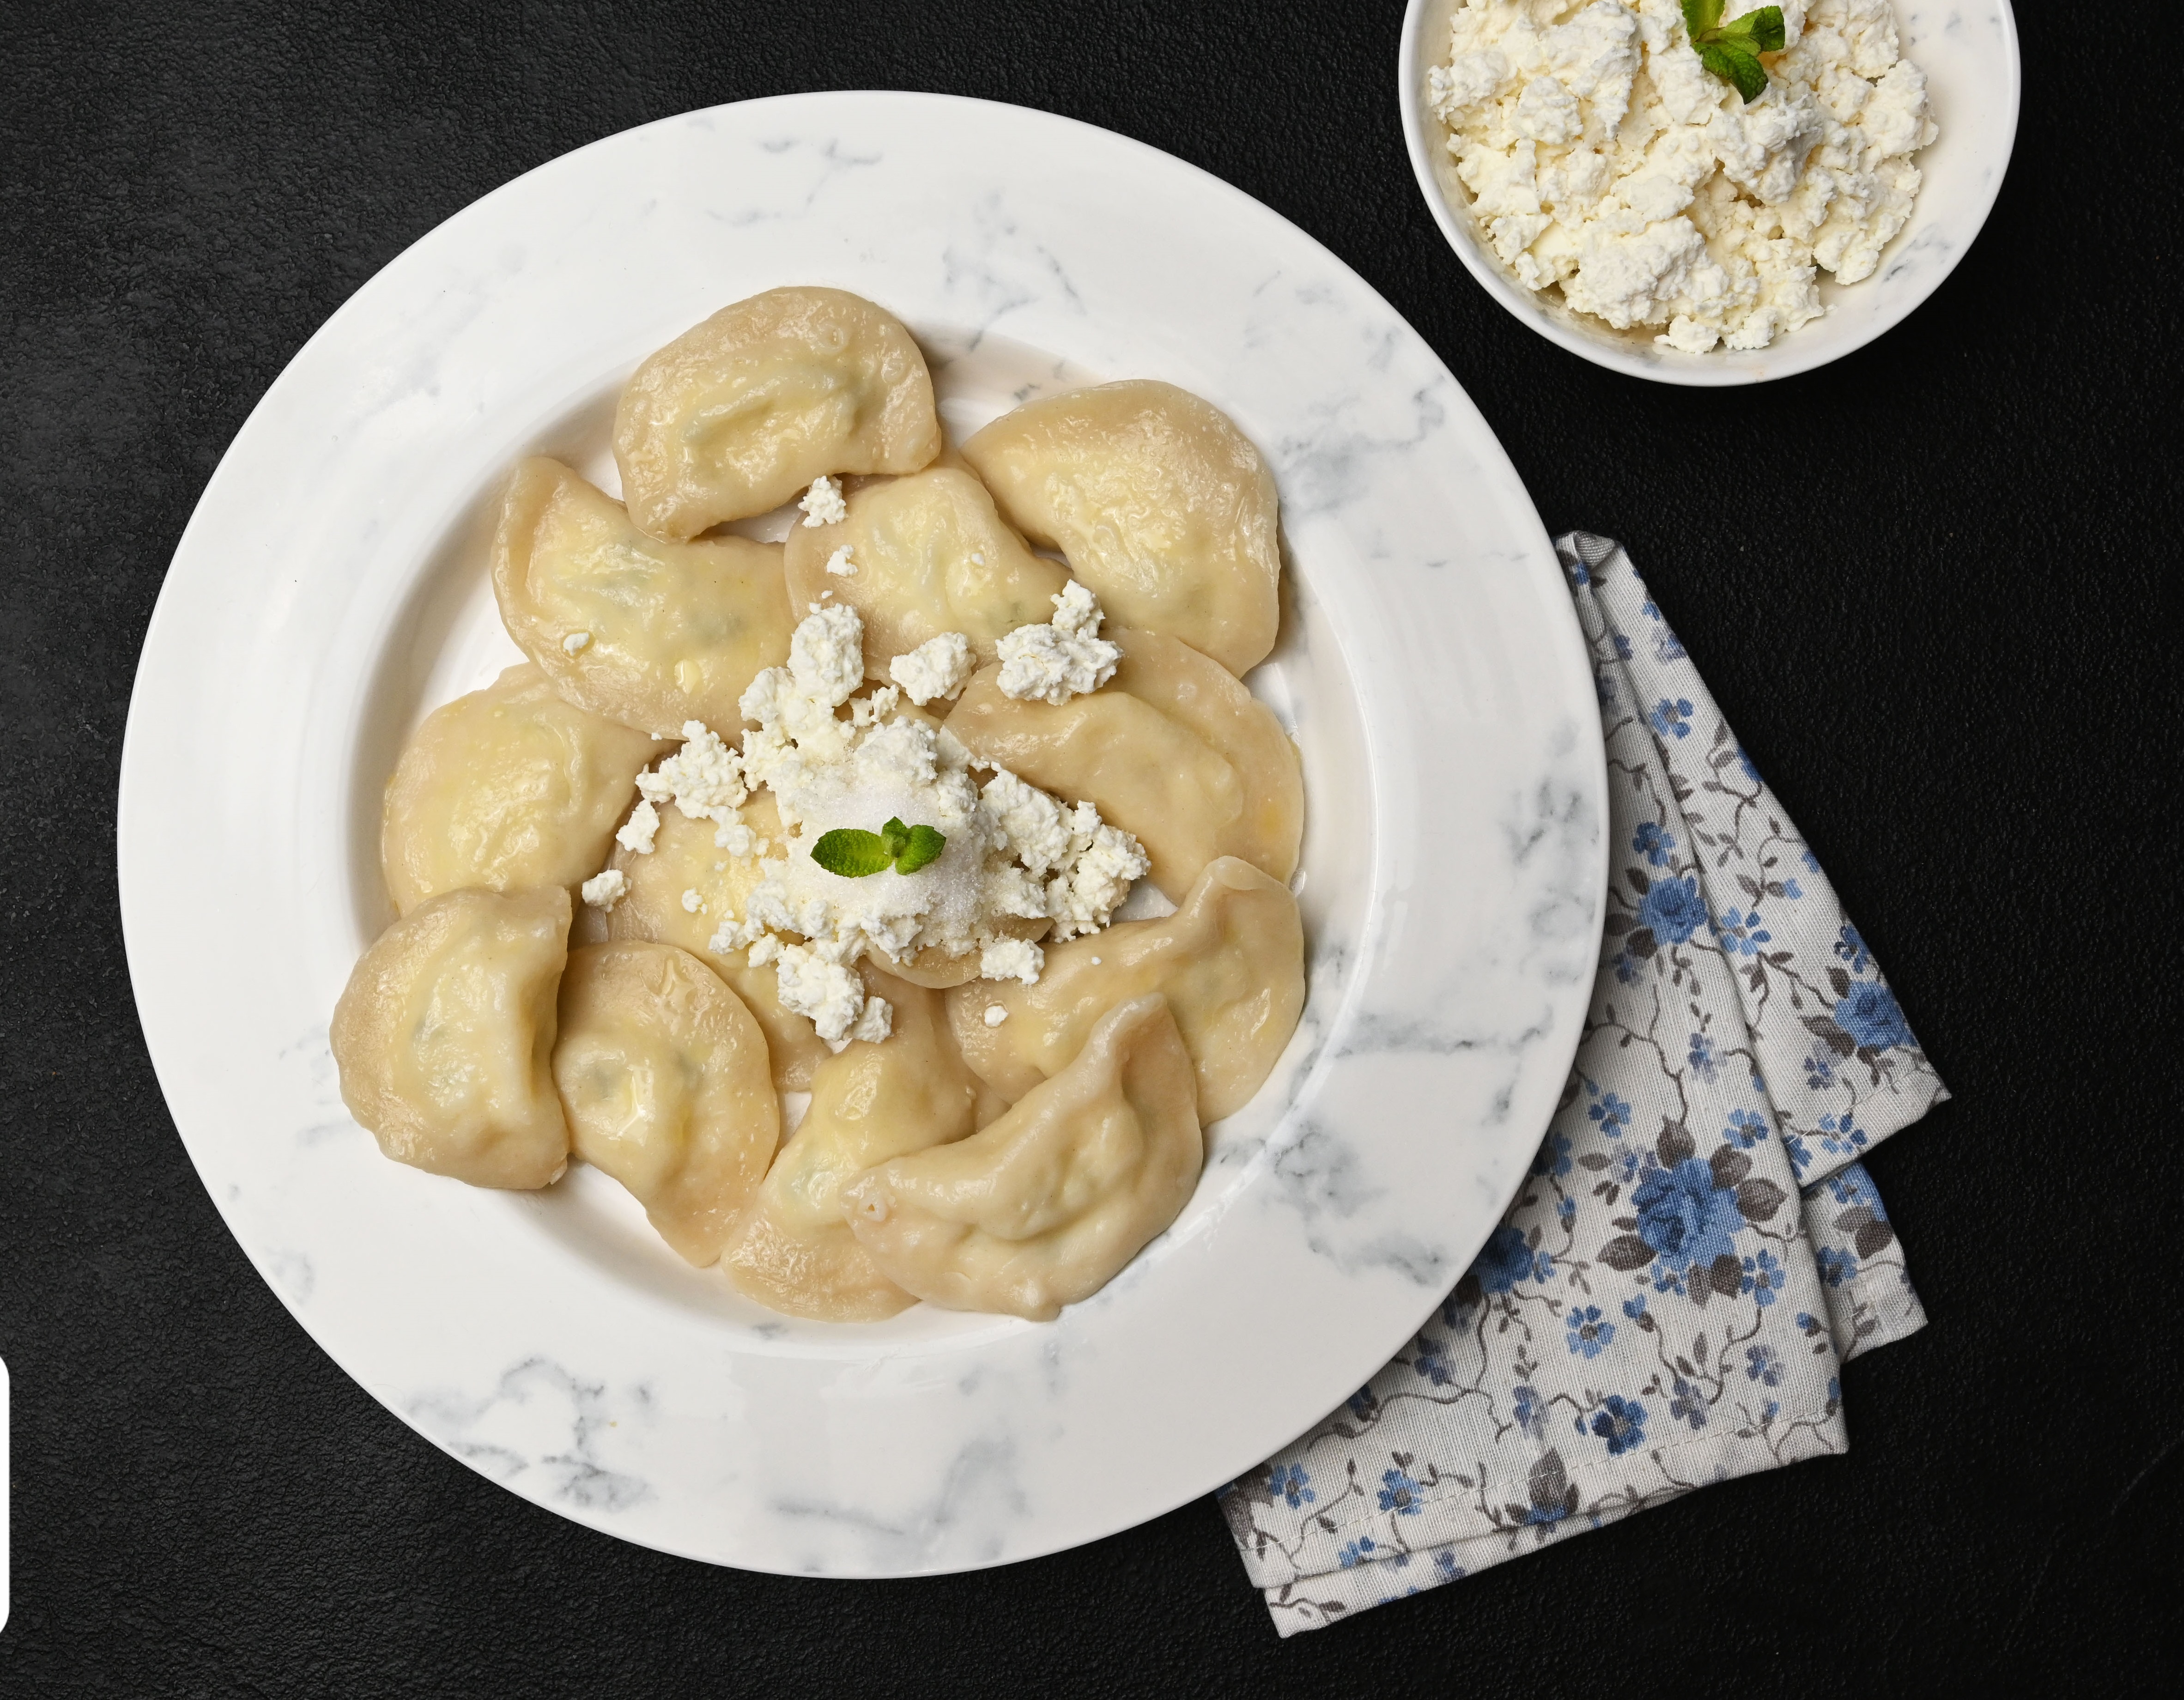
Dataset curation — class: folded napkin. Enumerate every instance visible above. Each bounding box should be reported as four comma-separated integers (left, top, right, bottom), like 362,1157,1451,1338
1222,534,1949,1635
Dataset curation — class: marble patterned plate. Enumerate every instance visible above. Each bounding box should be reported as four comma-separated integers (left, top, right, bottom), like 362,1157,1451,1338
119,94,1606,1575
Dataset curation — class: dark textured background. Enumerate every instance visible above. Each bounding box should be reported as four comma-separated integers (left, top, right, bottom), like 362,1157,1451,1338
3,0,2178,1693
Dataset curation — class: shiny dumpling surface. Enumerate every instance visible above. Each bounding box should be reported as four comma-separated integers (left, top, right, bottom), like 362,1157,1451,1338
380,664,668,916
947,856,1304,1123
781,465,1068,679
842,994,1202,1322
961,380,1280,675
552,941,779,1266
330,885,571,1189
613,286,942,541
943,627,1302,900
491,457,794,738
720,969,987,1321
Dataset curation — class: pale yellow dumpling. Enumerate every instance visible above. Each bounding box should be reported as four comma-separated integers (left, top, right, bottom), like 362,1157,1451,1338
491,457,794,738
720,969,990,1321
380,664,668,916
947,856,1304,1123
330,886,571,1190
962,380,1280,675
553,942,779,1266
613,286,942,540
603,793,829,1090
843,994,1202,1322
944,628,1302,901
781,466,1069,679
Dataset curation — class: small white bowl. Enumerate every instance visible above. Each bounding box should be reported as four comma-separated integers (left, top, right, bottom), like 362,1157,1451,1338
1398,0,2021,385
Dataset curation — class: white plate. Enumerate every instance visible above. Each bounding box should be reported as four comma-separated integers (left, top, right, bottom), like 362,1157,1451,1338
119,93,1606,1576
1399,0,2020,385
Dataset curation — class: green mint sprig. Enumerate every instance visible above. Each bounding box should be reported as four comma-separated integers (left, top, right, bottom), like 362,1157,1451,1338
810,817,947,878
1683,1,1785,103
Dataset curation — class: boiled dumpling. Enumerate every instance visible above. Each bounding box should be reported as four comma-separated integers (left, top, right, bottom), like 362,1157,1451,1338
491,457,795,738
614,286,942,540
947,856,1304,1122
944,628,1302,900
381,665,668,916
961,380,1280,675
842,994,1202,1322
553,941,779,1265
603,791,830,1090
781,465,1069,680
721,968,989,1320
329,885,571,1189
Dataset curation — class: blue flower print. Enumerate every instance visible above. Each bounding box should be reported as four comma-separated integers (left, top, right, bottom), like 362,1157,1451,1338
1826,1167,1879,1211
1347,1385,1379,1421
1834,981,1911,1050
1633,821,1676,867
1558,1194,1577,1226
1589,1395,1647,1456
1803,1047,1836,1091
1724,1108,1769,1149
1338,1536,1378,1569
1632,1157,1744,1268
1781,878,1804,899
1269,1463,1315,1507
1614,632,1633,660
1588,1091,1632,1136
1610,1148,1643,1185
1818,1111,1869,1158
1613,952,1640,984
1565,1305,1615,1359
1473,1225,1539,1294
1434,1551,1462,1577
1668,1376,1708,1432
1621,1293,1649,1322
1736,746,1761,785
1784,1132,1814,1178
1745,1343,1783,1387
1834,923,1872,973
1413,1336,1456,1387
1648,697,1694,739
1741,1250,1784,1307
1687,1032,1720,1082
1636,874,1705,944
1567,554,1591,587
1715,908,1772,956
1594,668,1617,707
1530,1132,1573,1178
1511,1384,1546,1438
1817,1246,1857,1287
1379,1468,1425,1515
1654,625,1687,663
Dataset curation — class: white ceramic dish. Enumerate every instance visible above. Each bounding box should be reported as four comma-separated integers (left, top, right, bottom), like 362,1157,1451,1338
119,93,1607,1575
1398,0,2020,385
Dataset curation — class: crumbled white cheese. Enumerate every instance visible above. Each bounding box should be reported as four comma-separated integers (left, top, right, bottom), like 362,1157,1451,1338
980,938,1043,985
980,769,1152,940
580,868,629,909
632,720,752,851
995,581,1122,705
983,1005,1009,1027
681,888,704,914
825,545,858,577
563,630,593,654
888,631,977,705
799,474,848,527
1430,0,1936,353
615,799,660,855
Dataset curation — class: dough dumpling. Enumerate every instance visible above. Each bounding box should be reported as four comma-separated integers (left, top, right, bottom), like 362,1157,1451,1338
491,457,795,738
948,856,1304,1122
843,994,1202,1322
614,286,942,540
604,792,830,1090
381,665,668,916
721,969,989,1320
962,380,1280,675
945,628,1302,900
553,942,779,1265
330,885,571,1189
782,466,1069,679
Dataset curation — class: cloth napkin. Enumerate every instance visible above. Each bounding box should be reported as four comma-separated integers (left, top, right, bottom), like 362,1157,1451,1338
1221,534,1948,1635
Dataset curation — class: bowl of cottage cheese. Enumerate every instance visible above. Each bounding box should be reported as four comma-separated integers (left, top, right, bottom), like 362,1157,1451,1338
1399,0,2020,382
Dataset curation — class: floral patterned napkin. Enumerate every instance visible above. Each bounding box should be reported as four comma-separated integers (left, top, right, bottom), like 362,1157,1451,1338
1221,533,1948,1636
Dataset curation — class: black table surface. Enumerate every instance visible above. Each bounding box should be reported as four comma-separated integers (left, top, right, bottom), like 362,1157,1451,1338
4,2,2177,1693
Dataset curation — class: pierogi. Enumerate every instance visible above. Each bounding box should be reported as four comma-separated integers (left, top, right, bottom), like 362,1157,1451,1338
492,456,795,738
330,885,572,1190
961,380,1281,675
781,466,1069,679
380,664,669,916
944,628,1303,901
603,792,830,1090
720,969,992,1321
614,286,943,540
948,856,1304,1123
842,994,1202,1322
553,941,779,1266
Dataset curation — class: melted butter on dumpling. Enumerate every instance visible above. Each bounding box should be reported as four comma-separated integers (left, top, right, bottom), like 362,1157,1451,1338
721,968,986,1321
842,993,1202,1322
613,287,942,541
492,457,794,738
944,628,1302,901
947,856,1304,1123
782,465,1069,679
553,941,779,1266
381,664,669,916
961,380,1280,676
330,886,571,1190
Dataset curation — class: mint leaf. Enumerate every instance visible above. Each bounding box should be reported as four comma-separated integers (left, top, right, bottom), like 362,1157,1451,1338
811,828,894,878
880,817,910,860
1716,5,1784,51
895,824,947,874
1699,39,1768,102
1689,4,1782,100
1682,0,1724,36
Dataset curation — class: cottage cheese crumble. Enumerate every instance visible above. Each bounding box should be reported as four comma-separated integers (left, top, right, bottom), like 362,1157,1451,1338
1428,0,1937,352
799,474,848,527
888,631,976,706
580,868,629,910
995,581,1122,705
